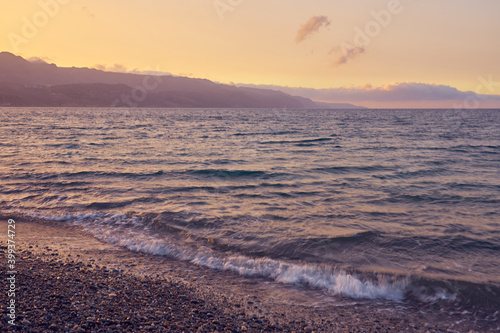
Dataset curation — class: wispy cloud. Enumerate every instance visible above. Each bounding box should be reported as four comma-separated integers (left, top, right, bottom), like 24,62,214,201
295,16,331,43
82,6,96,20
93,64,128,73
91,64,172,76
332,46,365,66
28,56,51,64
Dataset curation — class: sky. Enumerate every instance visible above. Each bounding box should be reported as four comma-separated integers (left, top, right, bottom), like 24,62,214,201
1,0,500,108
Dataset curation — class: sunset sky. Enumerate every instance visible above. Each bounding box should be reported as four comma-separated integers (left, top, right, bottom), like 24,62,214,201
1,0,500,108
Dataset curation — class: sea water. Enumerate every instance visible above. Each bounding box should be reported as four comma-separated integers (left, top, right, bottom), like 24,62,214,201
1,107,499,314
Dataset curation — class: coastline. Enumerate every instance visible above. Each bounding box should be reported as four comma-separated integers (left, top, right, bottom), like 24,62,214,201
1,215,497,332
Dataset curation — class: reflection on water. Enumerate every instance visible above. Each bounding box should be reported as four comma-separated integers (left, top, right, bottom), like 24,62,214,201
1,108,500,289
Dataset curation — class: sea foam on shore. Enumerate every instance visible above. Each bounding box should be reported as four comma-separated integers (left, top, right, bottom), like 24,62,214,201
1,216,499,332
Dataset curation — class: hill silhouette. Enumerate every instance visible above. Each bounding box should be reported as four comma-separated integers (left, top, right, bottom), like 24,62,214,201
0,52,363,108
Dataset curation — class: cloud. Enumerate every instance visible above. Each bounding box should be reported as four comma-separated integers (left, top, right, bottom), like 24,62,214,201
92,64,128,73
92,64,172,76
235,82,500,108
332,46,365,66
92,64,106,71
129,68,173,76
28,56,52,64
295,16,331,43
109,64,127,72
82,6,95,19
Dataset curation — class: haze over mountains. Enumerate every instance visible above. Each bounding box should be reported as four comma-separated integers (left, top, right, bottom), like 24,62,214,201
0,52,363,109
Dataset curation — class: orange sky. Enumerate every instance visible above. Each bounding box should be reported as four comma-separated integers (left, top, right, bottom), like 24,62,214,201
1,0,499,107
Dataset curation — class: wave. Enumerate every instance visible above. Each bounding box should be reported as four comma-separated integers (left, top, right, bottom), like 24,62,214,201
313,165,393,174
232,130,299,136
373,167,450,180
373,193,500,206
3,168,290,182
85,197,165,210
2,170,167,181
24,212,406,301
259,137,333,146
83,216,408,301
186,169,289,180
378,235,500,253
19,211,500,309
264,232,380,261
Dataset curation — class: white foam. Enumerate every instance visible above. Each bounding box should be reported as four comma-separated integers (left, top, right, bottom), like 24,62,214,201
411,286,457,303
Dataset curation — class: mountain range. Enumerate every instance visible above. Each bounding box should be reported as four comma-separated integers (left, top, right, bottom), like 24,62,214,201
0,52,364,109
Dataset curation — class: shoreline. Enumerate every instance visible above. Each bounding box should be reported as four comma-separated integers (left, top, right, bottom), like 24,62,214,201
1,215,497,332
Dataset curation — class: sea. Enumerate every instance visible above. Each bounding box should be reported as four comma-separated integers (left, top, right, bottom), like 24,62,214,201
1,108,499,321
